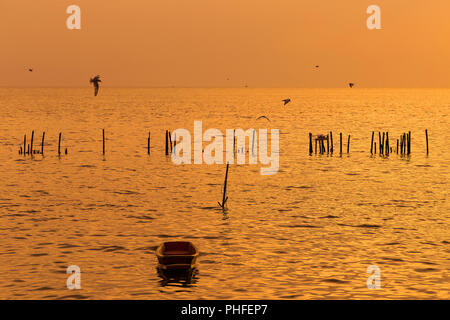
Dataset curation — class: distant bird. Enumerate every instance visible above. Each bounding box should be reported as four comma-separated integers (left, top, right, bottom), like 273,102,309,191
90,75,102,96
256,115,271,122
27,68,33,72
348,83,355,88
282,98,291,106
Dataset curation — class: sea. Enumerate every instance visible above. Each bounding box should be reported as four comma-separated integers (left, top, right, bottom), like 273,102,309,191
0,88,448,299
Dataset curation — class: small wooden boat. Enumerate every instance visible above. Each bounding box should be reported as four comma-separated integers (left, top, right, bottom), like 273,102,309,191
156,241,198,271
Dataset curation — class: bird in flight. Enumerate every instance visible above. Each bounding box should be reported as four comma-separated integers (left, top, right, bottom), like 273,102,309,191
256,115,271,122
282,98,291,106
90,75,102,96
348,83,355,88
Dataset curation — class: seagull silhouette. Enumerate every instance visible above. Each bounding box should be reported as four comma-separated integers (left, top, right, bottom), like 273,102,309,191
90,75,102,96
282,98,291,106
348,83,355,88
256,115,271,122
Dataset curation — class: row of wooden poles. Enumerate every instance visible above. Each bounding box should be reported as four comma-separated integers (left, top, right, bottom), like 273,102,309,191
369,129,429,156
19,128,430,157
309,129,430,156
19,131,67,156
19,129,211,156
308,132,350,155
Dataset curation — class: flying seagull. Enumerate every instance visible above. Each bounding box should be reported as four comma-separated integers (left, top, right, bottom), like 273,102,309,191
282,98,291,106
348,83,355,88
90,75,102,96
256,115,271,122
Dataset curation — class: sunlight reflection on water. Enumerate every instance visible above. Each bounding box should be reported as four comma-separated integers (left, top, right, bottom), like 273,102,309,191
0,88,448,299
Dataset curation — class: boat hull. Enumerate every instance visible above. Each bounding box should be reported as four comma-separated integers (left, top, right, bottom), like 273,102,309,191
156,241,199,270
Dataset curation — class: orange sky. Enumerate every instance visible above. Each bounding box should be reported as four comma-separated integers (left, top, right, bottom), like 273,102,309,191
1,0,449,87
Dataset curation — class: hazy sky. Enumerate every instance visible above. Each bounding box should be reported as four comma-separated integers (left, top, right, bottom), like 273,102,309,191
1,0,449,87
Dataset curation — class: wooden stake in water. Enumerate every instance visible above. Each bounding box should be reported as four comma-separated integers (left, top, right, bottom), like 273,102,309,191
41,132,45,155
168,131,173,153
233,130,236,154
408,131,411,155
347,135,350,153
30,130,34,155
165,130,169,155
309,133,313,154
400,134,403,155
58,132,62,156
340,133,342,154
370,131,374,154
102,129,105,155
23,135,26,157
218,163,230,208
404,133,407,155
402,133,406,155
148,132,151,155
326,135,329,154
425,129,429,155
385,132,389,156
330,131,333,154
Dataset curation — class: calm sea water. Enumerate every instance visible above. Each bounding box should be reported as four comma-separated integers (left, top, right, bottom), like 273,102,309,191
0,88,448,299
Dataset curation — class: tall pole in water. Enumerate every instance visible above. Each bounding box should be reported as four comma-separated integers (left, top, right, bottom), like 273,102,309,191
219,163,230,208
370,131,374,154
41,132,45,155
58,132,62,156
30,130,34,155
330,131,333,154
165,130,169,155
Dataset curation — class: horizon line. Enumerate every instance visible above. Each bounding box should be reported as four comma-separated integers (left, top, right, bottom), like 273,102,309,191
1,86,450,89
